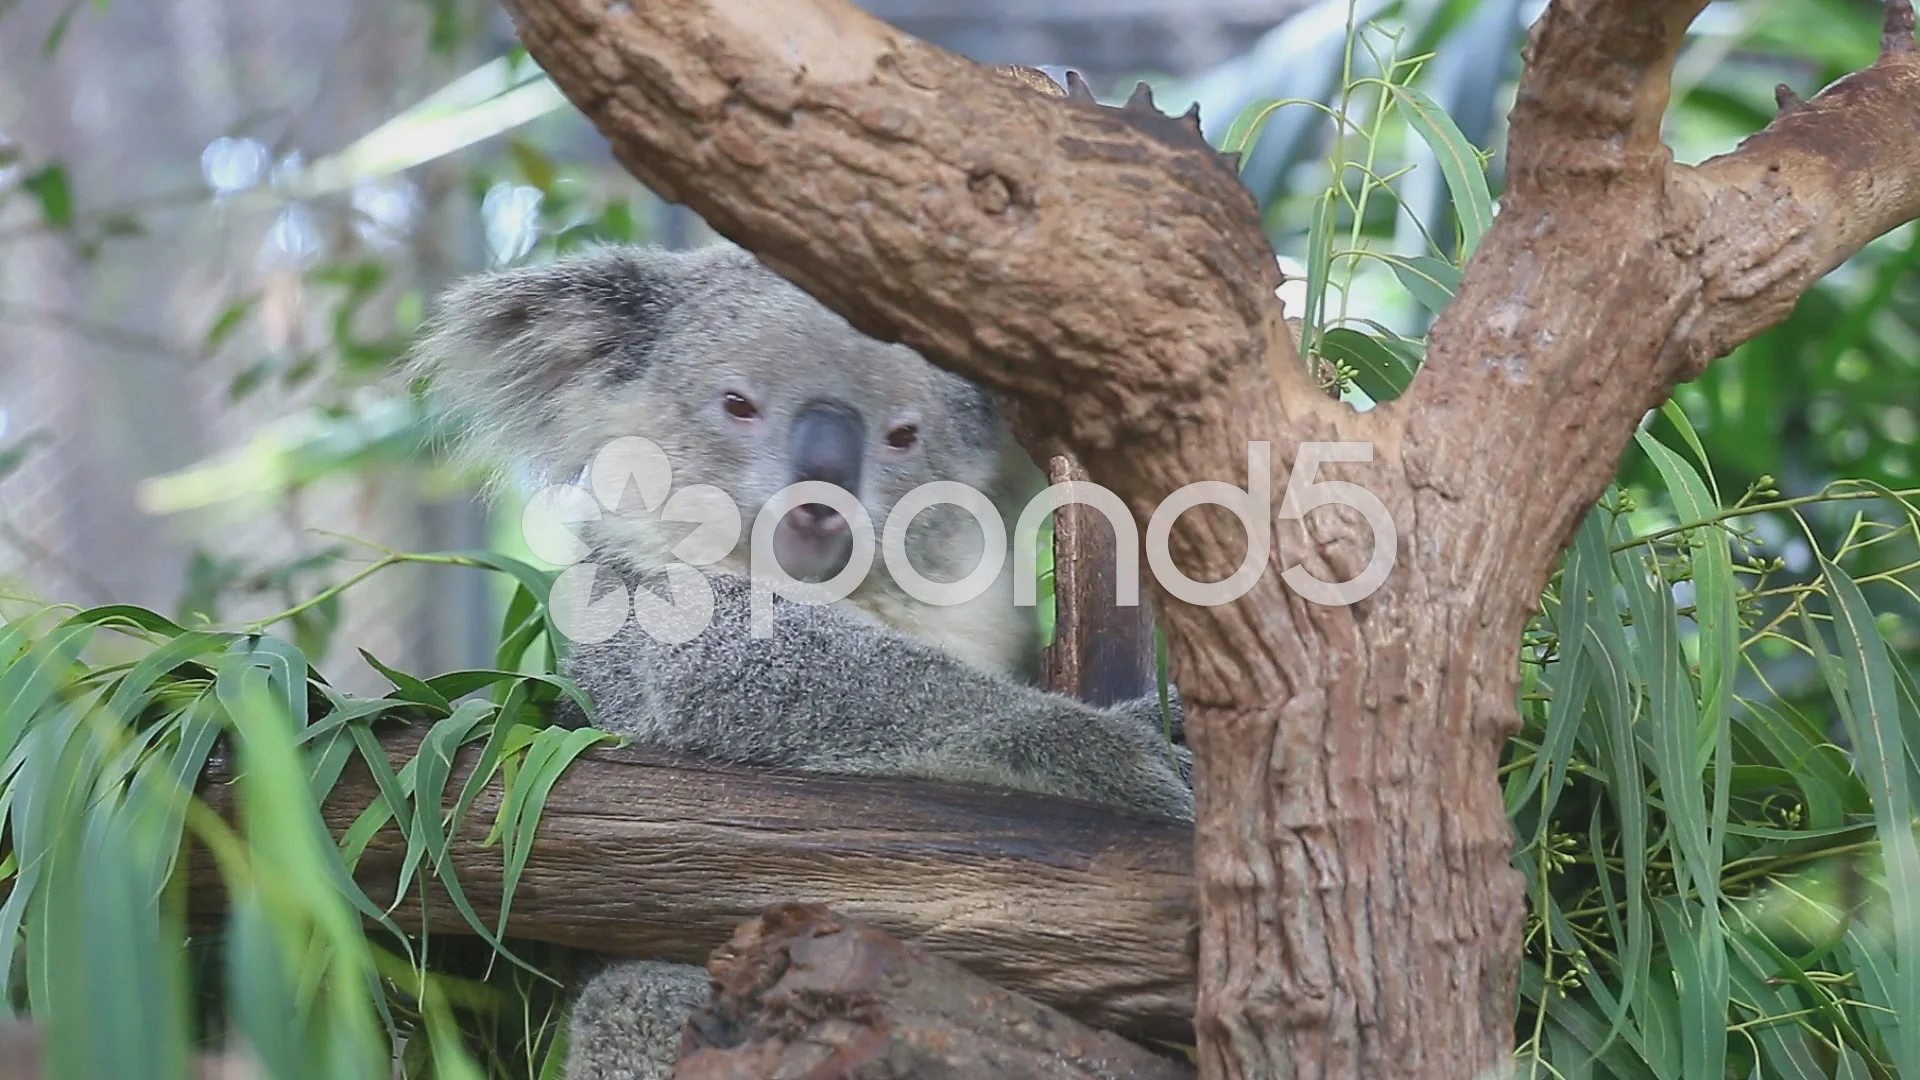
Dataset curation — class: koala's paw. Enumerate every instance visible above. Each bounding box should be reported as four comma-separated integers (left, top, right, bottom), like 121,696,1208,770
1115,684,1184,743
565,960,710,1080
1098,693,1194,822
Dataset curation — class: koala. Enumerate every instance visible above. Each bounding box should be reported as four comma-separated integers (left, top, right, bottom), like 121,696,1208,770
406,242,1191,1080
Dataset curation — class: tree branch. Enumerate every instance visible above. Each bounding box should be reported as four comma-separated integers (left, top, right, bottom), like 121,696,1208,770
1402,0,1920,613
189,726,1198,1043
1504,0,1710,189
504,0,1371,709
1679,3,1920,363
502,0,1308,462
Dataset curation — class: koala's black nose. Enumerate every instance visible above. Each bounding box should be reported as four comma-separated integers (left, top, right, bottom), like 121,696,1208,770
787,399,865,512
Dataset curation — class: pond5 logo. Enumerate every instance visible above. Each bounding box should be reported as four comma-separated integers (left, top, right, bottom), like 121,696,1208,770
523,437,1402,646
520,437,740,645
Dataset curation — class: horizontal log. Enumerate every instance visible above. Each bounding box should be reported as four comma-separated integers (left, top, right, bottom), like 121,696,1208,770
678,903,1195,1080
191,725,1197,1042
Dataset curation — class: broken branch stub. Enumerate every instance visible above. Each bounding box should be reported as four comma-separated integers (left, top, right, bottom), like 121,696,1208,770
1041,455,1160,707
676,904,1195,1080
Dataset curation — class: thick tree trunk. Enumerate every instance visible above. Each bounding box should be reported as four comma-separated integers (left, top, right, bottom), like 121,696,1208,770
489,0,1920,1075
676,904,1195,1080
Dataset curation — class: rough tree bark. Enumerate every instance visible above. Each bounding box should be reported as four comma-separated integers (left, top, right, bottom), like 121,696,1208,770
675,904,1195,1080
1042,455,1161,707
491,0,1920,1076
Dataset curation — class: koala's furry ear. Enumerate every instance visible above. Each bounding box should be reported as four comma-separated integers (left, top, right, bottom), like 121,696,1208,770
404,244,696,488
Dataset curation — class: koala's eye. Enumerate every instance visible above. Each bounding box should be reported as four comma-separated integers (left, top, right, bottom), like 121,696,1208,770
722,391,760,421
885,423,919,450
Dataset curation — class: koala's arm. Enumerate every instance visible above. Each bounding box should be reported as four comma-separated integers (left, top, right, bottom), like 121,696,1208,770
570,569,1193,822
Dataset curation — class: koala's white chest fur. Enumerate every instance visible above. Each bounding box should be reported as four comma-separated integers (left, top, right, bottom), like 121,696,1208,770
589,517,1039,683
845,570,1038,682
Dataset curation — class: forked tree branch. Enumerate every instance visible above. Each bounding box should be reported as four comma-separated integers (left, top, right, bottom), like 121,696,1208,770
1400,0,1920,609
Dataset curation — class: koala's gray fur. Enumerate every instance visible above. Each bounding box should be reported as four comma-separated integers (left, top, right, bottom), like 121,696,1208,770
406,242,1191,1080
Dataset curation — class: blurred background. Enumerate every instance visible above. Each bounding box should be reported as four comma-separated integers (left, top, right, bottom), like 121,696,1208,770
0,0,1908,694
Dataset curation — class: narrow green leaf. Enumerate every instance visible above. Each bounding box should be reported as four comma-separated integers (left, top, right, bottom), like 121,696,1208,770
1629,949,1684,1080
1816,557,1920,1079
1576,511,1653,1028
422,667,589,716
296,695,404,748
1636,429,1737,888
1303,189,1336,347
1737,698,1855,830
0,710,89,1010
203,297,258,353
1725,928,1837,1080
1384,254,1461,316
40,1,81,56
495,726,614,942
1843,923,1903,1076
1583,801,1640,1061
227,895,308,1080
1881,654,1920,808
1218,98,1292,160
1652,898,1729,1080
222,670,390,1078
1656,401,1721,503
450,682,532,839
1386,84,1494,258
1509,524,1598,820
1615,540,1713,905
305,723,357,805
1520,958,1661,1080
436,549,571,667
21,164,72,227
0,622,96,771
98,628,231,725
62,603,192,637
256,635,314,717
347,720,424,903
76,780,191,1080
140,695,224,899
361,647,452,713
1318,327,1417,402
219,693,408,950
410,707,490,890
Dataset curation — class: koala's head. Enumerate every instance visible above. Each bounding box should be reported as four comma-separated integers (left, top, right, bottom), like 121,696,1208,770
406,243,1042,596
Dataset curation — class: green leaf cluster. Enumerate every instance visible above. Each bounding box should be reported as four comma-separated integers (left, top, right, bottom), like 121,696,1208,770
0,551,609,1078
